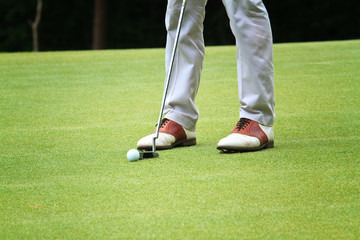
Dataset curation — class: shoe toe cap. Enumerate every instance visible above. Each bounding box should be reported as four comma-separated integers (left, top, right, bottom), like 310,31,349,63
218,133,261,148
137,133,176,148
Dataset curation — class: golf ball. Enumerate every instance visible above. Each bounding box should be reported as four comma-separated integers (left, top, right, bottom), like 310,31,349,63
127,149,140,162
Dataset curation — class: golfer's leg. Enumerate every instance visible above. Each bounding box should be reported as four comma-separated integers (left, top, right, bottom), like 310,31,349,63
223,0,275,126
163,0,207,131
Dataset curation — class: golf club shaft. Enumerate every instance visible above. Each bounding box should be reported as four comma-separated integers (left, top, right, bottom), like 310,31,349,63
152,0,188,152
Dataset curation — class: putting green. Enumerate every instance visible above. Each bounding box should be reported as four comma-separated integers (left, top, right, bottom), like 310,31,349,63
1,40,359,239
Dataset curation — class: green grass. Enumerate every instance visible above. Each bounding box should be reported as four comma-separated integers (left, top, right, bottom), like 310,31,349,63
1,40,360,239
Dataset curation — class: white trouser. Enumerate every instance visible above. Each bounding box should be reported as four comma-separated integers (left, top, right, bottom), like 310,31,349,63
164,0,275,131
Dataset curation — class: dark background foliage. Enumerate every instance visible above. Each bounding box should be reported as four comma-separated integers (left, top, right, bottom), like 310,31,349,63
0,0,359,52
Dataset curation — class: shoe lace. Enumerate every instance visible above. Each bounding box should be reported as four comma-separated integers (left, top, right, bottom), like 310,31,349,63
235,118,251,131
155,118,169,129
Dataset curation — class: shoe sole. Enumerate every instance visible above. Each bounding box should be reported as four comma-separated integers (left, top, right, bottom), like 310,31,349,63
137,138,196,151
217,140,274,153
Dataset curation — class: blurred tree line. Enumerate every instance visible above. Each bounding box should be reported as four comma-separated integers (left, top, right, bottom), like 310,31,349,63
0,0,359,52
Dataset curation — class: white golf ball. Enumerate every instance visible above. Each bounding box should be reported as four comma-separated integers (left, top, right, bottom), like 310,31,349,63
127,149,140,162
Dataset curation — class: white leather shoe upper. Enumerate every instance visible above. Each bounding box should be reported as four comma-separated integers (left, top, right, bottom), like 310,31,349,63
137,129,196,148
137,133,175,147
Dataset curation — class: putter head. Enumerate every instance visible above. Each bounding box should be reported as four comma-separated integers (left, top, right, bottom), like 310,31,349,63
141,151,159,159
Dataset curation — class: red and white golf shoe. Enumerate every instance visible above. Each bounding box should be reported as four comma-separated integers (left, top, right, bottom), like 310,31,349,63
137,118,196,151
217,118,274,152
